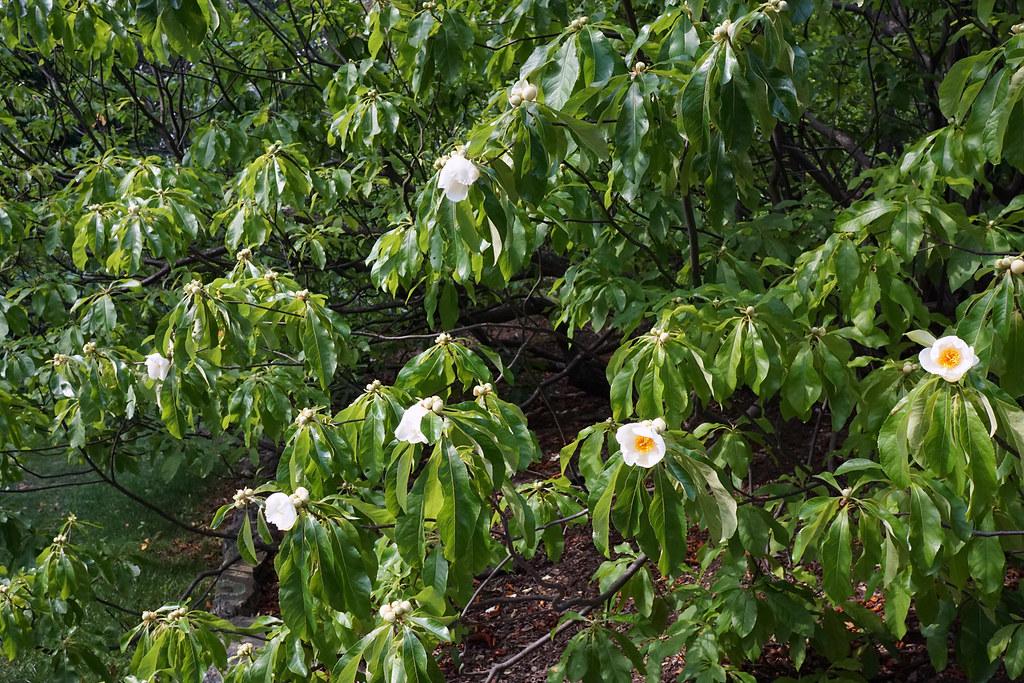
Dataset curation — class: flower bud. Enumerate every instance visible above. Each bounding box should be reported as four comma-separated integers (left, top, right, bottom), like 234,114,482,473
380,604,396,622
744,306,756,316
778,0,788,10
290,486,310,508
142,610,158,624
295,407,316,427
236,248,252,262
168,607,187,620
657,332,670,344
1013,22,1024,35
713,20,732,43
294,289,310,302
651,417,667,434
1011,258,1024,275
430,396,444,414
399,599,413,614
264,270,278,282
83,342,97,355
996,257,1010,270
183,280,204,297
521,83,538,101
633,61,647,74
236,642,255,659
52,353,70,367
434,154,450,170
509,93,523,107
902,362,915,375
435,332,452,345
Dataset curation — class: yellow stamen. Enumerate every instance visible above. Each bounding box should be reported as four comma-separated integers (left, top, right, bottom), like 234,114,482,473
634,435,656,453
938,347,961,369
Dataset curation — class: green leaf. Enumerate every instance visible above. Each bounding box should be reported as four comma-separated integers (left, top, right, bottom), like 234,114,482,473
302,307,337,390
615,81,650,185
820,507,852,603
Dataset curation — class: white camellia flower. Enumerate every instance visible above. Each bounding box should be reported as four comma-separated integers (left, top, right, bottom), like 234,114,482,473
615,421,667,468
145,353,171,381
917,335,979,383
264,492,299,531
394,397,443,444
437,150,479,202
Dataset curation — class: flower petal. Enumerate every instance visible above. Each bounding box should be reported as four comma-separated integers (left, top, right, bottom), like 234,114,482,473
265,492,298,531
918,347,941,374
442,181,470,202
395,403,430,444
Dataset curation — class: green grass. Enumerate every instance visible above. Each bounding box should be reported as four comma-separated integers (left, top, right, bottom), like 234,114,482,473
1,459,227,682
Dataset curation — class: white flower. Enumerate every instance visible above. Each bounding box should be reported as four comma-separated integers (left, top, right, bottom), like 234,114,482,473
395,400,431,444
437,151,480,202
615,422,667,468
145,353,171,382
264,492,299,531
917,335,979,383
395,397,444,444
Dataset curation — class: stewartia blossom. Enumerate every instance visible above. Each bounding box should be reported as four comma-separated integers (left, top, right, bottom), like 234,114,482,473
437,151,479,202
395,397,444,444
917,335,979,383
615,419,667,468
145,353,171,381
264,486,309,531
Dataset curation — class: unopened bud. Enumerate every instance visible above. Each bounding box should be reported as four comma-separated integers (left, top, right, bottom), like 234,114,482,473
902,362,915,375
183,280,204,297
52,353,70,367
142,610,158,624
1011,258,1024,275
294,289,310,302
290,487,311,508
236,248,252,262
83,342,97,355
509,93,523,107
521,83,538,102
435,332,452,345
429,396,444,414
295,407,316,427
744,306,756,316
264,270,278,282
434,155,450,170
713,20,732,42
651,417,667,434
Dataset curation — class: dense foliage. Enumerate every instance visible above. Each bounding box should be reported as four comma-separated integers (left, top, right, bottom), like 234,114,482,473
2,0,1024,680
